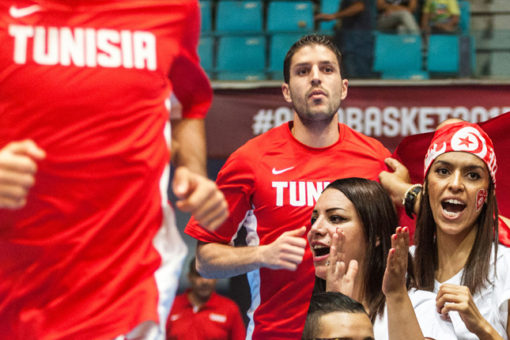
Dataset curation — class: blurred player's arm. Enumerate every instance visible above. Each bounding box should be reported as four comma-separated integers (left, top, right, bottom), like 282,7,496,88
167,0,228,230
196,226,307,279
171,118,228,231
171,118,207,177
0,140,45,210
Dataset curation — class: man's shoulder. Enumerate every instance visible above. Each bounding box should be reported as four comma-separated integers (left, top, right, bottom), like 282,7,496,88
230,123,290,157
341,123,388,150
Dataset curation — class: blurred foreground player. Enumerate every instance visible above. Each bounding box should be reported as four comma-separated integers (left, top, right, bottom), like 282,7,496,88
185,34,390,339
166,258,246,340
0,1,227,339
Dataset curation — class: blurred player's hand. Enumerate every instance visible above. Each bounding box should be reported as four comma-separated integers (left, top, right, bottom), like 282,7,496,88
173,166,228,231
0,140,46,210
259,226,307,271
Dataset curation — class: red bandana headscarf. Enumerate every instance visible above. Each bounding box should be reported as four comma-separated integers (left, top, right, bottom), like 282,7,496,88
424,121,497,186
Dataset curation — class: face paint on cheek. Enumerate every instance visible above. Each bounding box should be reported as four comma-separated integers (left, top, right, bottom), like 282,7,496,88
476,189,488,211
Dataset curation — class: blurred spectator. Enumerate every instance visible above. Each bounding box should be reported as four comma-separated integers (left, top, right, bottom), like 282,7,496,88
166,258,246,340
421,0,460,34
376,0,420,34
315,0,376,78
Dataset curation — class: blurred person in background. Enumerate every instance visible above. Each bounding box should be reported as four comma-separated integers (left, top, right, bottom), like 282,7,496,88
376,0,420,34
166,258,245,340
421,0,460,34
315,0,376,78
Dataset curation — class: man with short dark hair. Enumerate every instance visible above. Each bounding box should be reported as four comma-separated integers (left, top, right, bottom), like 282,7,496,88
185,34,391,339
302,292,374,340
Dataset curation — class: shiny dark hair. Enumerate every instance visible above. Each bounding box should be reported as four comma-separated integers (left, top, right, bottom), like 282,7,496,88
283,34,343,83
313,178,415,322
302,292,369,340
414,170,498,295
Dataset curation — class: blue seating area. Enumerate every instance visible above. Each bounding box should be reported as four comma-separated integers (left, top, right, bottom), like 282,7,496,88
427,35,460,73
373,33,426,79
198,0,475,81
215,1,263,33
319,0,342,34
216,36,267,80
266,2,315,32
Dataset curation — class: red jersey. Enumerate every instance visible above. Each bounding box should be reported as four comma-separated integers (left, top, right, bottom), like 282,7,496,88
185,122,390,339
166,290,246,340
0,0,211,339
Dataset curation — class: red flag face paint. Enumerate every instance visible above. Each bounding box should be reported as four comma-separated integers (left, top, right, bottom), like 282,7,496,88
476,189,488,211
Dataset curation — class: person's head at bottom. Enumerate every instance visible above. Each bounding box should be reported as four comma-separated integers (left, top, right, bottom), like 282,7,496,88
302,291,374,340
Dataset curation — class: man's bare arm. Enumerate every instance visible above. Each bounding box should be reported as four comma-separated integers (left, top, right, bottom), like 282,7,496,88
196,227,307,279
171,118,207,176
171,118,228,231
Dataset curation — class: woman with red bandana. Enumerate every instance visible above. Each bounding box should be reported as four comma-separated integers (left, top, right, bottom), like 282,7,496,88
412,121,510,339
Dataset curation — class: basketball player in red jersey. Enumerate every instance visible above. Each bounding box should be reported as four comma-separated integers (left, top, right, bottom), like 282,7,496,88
0,1,227,339
185,34,391,339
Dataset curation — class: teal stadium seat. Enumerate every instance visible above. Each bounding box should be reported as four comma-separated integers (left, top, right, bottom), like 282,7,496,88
198,36,214,75
267,1,314,33
427,34,459,73
200,1,212,33
216,1,263,33
216,36,266,80
319,0,342,34
373,33,424,78
269,33,305,79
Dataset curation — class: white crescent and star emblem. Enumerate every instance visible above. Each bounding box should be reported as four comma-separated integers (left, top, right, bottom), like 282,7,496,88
451,127,487,159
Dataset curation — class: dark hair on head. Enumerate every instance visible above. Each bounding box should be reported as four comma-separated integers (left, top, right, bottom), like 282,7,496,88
313,178,415,322
414,171,498,295
283,34,343,83
302,292,368,340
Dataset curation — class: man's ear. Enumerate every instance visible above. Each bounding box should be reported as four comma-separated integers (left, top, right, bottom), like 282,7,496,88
282,83,292,103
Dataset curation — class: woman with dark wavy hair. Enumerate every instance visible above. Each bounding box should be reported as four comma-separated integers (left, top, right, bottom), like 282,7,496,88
308,177,454,339
413,120,510,339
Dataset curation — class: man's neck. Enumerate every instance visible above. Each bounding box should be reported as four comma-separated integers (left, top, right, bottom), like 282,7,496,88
291,114,340,148
187,291,210,309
